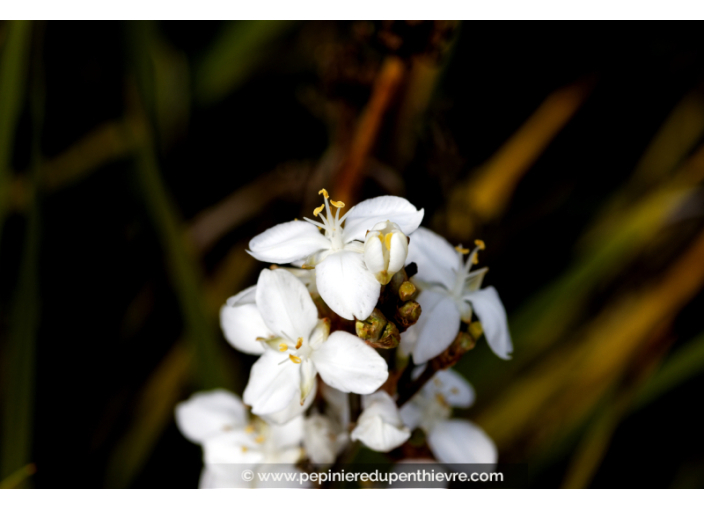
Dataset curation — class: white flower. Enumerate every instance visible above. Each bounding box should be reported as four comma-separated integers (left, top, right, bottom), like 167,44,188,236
351,391,411,452
400,370,496,465
219,268,318,358
243,268,389,418
364,221,409,285
174,389,307,488
405,227,512,363
247,191,424,320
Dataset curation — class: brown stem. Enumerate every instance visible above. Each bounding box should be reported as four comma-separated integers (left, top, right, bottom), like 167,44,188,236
333,55,406,205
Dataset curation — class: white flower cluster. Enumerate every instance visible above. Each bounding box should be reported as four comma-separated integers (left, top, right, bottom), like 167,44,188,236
175,191,512,488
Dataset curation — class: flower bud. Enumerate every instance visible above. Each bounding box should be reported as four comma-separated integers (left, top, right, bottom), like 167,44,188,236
398,281,417,302
374,321,400,349
364,221,409,285
394,300,421,330
355,308,388,342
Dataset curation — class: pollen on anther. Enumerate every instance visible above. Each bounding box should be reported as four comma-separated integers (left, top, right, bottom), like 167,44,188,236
313,204,325,217
295,337,303,349
289,354,302,364
475,239,486,250
244,425,255,434
472,252,479,264
455,246,470,254
255,435,265,444
241,446,248,453
279,343,288,352
330,200,345,208
318,188,329,199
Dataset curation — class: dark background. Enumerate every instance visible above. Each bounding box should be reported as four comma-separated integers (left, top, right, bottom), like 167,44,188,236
1,21,704,488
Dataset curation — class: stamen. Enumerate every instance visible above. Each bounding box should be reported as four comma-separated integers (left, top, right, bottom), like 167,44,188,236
435,393,448,407
289,354,302,364
303,217,326,229
318,188,329,199
330,200,345,208
313,204,325,217
450,387,459,395
474,239,486,250
255,435,265,444
241,446,248,453
295,338,303,349
255,337,268,342
455,246,470,254
244,425,255,434
279,343,288,352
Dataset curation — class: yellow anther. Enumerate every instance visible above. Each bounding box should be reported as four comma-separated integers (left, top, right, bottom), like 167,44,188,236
434,378,443,387
318,188,329,199
455,246,470,254
451,387,459,395
241,446,248,453
384,232,393,251
255,336,268,342
289,354,302,364
255,435,265,444
472,252,479,265
330,200,345,208
313,204,325,217
295,338,303,349
474,239,485,250
279,343,288,352
435,393,448,407
244,425,255,434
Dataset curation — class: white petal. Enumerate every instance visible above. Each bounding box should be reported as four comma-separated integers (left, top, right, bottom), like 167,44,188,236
412,291,461,364
202,429,264,465
256,269,319,341
258,378,317,426
398,324,419,358
351,392,411,452
342,196,424,243
387,231,409,275
219,300,268,356
466,286,512,360
243,350,301,416
315,250,380,320
175,389,248,444
311,331,388,394
363,234,387,276
267,414,306,451
406,227,460,290
427,419,497,465
321,382,350,429
399,400,424,431
423,370,475,408
304,414,347,464
248,220,331,264
225,285,256,306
